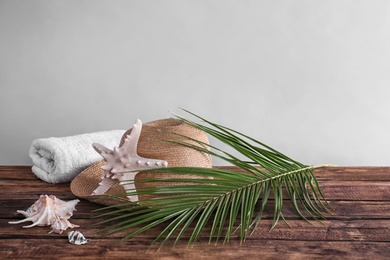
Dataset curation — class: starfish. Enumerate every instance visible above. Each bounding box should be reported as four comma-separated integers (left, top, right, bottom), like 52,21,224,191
91,119,168,202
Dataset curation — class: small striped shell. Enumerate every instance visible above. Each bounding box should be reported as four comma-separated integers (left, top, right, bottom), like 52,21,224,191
68,230,89,245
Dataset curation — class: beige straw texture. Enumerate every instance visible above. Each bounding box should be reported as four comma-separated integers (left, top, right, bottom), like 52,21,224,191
70,118,212,206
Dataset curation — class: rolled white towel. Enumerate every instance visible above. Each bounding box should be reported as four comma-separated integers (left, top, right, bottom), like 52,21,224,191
29,130,125,183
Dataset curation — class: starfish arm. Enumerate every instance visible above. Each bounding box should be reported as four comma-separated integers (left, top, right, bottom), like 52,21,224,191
92,143,113,156
131,156,168,170
92,176,116,195
121,119,142,156
119,172,140,202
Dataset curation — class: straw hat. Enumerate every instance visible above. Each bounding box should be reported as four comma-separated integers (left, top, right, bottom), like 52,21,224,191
70,118,212,206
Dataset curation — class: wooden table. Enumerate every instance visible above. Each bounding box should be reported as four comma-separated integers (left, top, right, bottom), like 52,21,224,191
1,166,390,259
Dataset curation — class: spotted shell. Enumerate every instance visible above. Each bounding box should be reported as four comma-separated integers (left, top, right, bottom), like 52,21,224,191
68,230,89,245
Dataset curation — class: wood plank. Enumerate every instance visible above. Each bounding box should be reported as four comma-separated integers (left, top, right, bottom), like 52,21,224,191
3,166,390,182
0,239,389,259
218,166,390,181
0,166,38,180
2,179,389,201
319,181,390,201
0,180,71,195
2,218,390,242
3,198,390,221
314,166,390,181
2,167,390,202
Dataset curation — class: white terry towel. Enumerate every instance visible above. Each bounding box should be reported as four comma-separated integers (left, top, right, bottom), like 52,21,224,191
29,130,125,183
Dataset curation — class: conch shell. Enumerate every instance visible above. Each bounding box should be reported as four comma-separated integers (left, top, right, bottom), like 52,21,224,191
9,194,80,234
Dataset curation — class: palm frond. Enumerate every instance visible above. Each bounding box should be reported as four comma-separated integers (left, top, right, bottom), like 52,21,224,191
94,110,331,248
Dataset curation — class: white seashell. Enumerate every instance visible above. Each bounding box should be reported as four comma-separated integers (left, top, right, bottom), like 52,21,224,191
68,230,89,245
8,194,80,234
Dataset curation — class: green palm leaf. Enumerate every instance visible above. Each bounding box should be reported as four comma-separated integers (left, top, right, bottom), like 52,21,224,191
94,110,331,248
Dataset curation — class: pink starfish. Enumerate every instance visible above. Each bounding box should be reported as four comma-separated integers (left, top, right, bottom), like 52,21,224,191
91,119,168,202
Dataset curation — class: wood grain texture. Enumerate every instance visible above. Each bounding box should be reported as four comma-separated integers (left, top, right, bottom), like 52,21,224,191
1,166,390,259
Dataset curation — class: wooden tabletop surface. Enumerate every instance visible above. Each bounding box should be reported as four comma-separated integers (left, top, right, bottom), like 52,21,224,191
1,166,390,259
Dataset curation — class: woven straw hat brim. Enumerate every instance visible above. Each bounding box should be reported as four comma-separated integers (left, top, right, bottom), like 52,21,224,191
70,118,212,206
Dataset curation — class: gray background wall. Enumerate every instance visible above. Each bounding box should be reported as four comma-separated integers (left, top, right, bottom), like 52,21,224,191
1,0,390,166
